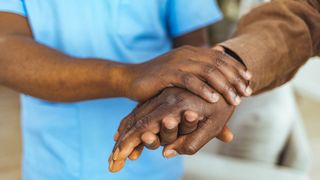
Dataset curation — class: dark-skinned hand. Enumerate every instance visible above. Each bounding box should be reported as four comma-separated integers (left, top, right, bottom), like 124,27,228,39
109,87,235,172
126,45,252,104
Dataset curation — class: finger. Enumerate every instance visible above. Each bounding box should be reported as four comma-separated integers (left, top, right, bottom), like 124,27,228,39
113,136,141,161
160,116,180,145
219,62,252,97
112,99,159,154
198,63,241,106
217,126,234,143
141,131,161,150
114,131,120,141
115,110,162,161
212,46,252,80
109,159,126,173
212,45,225,52
179,110,199,135
117,100,157,135
111,114,134,158
223,54,252,81
174,72,220,103
128,144,144,160
164,118,220,157
213,50,252,97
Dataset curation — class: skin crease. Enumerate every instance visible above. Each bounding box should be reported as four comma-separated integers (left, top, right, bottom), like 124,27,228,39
0,12,250,173
0,12,251,104
109,29,249,173
110,88,236,172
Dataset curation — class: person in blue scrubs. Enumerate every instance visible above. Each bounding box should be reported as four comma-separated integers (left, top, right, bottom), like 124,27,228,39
0,0,223,179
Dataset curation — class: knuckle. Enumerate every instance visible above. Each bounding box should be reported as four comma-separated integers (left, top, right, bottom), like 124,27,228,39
232,75,242,85
215,55,227,68
203,65,217,75
181,73,195,87
175,93,188,105
135,119,146,129
182,144,198,155
165,94,178,105
236,64,246,72
222,84,233,95
231,59,245,70
176,100,188,110
135,116,152,130
199,81,209,93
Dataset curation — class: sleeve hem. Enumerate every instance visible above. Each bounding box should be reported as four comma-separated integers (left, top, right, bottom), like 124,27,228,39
0,9,26,17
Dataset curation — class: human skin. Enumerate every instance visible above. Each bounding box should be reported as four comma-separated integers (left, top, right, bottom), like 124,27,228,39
0,12,251,104
109,88,235,172
109,48,243,172
0,12,249,173
111,0,320,172
109,46,248,172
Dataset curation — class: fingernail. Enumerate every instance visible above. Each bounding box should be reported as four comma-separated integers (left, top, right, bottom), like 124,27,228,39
239,83,246,93
129,152,139,160
109,160,114,172
164,149,177,158
235,96,241,105
112,159,126,172
113,148,120,161
114,132,119,141
245,71,252,80
245,87,252,96
210,93,219,103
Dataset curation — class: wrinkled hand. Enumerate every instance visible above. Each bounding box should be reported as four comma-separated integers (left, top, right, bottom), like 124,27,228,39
125,45,252,104
109,87,235,172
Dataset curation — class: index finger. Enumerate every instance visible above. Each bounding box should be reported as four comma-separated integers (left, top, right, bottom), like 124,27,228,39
112,99,159,153
114,109,163,161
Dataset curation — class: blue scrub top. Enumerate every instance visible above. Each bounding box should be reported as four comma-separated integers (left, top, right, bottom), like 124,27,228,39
0,0,222,179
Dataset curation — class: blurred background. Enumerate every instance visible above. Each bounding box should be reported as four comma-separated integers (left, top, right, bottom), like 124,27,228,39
0,0,319,180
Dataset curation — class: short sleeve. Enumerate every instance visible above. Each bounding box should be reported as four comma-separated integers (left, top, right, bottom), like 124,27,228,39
0,0,27,16
167,0,222,37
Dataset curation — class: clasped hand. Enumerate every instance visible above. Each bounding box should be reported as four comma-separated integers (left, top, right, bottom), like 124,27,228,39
109,46,252,172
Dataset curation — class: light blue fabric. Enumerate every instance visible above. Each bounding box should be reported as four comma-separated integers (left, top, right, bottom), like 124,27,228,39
0,0,222,179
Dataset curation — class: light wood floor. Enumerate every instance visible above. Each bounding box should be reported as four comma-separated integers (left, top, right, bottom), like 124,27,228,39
0,86,319,179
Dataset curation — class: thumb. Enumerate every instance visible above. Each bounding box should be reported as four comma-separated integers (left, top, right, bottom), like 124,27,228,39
217,126,234,143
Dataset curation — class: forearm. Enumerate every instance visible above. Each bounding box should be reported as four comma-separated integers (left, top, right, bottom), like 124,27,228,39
220,0,320,94
0,34,130,102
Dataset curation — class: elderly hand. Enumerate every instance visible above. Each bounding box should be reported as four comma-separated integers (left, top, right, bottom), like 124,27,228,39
109,87,235,172
125,45,252,105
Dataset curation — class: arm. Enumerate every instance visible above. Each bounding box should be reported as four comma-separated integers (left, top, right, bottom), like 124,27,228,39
220,0,320,94
0,12,130,102
0,12,250,104
110,1,320,169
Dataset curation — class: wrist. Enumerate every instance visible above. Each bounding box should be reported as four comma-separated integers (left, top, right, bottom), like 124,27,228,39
113,63,135,98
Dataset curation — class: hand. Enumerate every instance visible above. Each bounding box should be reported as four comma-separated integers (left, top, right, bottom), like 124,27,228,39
109,87,235,172
124,45,252,105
